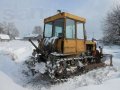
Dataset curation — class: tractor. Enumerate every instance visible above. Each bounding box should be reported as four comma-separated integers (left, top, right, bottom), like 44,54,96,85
28,12,112,82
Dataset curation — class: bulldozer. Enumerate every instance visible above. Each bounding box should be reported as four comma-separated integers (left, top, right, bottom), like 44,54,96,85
28,12,113,82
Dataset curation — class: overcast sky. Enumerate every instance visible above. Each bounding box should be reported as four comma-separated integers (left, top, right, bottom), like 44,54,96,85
0,0,120,39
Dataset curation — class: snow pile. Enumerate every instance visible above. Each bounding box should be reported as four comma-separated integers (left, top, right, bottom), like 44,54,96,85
75,78,120,90
0,52,29,90
0,40,35,90
0,71,28,90
0,34,10,39
103,45,120,66
0,40,35,62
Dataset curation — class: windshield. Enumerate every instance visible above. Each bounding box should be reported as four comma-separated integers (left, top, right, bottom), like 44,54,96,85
54,19,64,37
44,19,64,38
66,19,75,39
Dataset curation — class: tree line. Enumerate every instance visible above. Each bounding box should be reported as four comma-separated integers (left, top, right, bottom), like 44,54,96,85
0,21,43,39
0,22,19,39
32,26,43,37
102,5,120,45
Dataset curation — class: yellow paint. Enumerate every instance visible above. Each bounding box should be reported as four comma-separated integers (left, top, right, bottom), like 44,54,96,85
64,39,76,54
86,40,96,51
44,12,86,23
76,40,86,53
56,39,62,52
63,39,86,54
86,40,95,44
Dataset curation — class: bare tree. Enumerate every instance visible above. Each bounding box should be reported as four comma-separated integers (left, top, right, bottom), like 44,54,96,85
0,24,4,33
102,5,120,44
0,22,6,34
0,22,19,39
32,26,42,35
7,22,19,39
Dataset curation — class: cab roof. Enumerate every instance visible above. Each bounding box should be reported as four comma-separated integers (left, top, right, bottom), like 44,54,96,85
44,12,86,23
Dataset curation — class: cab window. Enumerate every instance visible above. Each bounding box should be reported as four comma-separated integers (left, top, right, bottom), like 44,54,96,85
66,19,75,39
54,19,64,37
44,22,52,37
77,22,84,39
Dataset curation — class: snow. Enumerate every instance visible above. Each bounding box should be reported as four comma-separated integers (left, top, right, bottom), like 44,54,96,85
0,40,36,90
103,45,120,66
34,62,46,74
44,37,58,45
0,71,28,90
15,37,22,40
24,34,39,38
0,40,35,62
75,78,120,90
0,40,120,90
0,34,10,39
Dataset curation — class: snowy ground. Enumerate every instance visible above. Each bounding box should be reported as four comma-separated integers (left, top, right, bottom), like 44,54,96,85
0,40,120,90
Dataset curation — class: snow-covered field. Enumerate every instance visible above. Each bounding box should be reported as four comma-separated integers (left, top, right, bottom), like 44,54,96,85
0,40,120,90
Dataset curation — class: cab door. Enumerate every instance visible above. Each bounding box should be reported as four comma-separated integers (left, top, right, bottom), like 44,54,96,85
76,22,86,53
64,19,77,54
